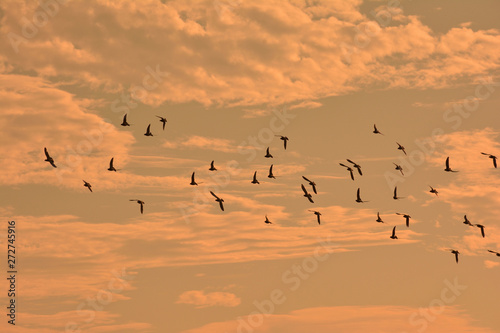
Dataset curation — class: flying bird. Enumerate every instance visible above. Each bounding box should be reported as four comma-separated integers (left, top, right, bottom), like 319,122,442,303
393,186,404,200
209,160,217,171
44,147,57,168
393,163,403,175
190,172,198,186
449,249,460,264
463,215,473,226
429,186,438,196
444,157,458,172
265,147,273,158
108,157,117,171
376,212,384,223
156,115,167,130
121,114,130,126
475,224,485,238
275,135,289,150
373,124,383,135
264,215,272,224
390,226,398,239
144,124,153,136
251,171,260,184
487,250,500,257
396,142,407,155
301,184,314,203
302,176,317,194
210,191,224,211
339,163,355,181
481,152,497,168
268,165,276,179
396,213,411,227
83,180,92,192
355,188,368,203
308,210,322,225
346,159,362,176
129,199,144,214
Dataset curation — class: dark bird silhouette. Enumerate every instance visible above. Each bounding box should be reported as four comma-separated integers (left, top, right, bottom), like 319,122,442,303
444,157,458,172
301,184,314,203
396,142,407,155
302,176,317,194
265,147,273,158
268,165,276,179
121,114,130,126
210,191,224,211
449,249,460,264
346,159,362,175
44,147,57,168
275,135,289,150
487,250,500,257
308,210,321,225
190,172,198,186
463,215,473,226
264,215,272,224
429,186,438,196
130,199,144,214
251,171,260,184
83,180,92,192
393,186,405,200
156,115,167,130
376,212,384,223
390,226,398,239
355,188,368,203
394,163,403,175
373,124,383,135
396,213,411,227
481,152,497,168
108,157,117,171
339,163,355,181
144,124,153,136
209,160,217,171
475,224,485,238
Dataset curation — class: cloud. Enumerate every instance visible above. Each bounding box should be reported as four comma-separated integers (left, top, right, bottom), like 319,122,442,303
176,290,241,308
162,135,237,153
484,260,500,269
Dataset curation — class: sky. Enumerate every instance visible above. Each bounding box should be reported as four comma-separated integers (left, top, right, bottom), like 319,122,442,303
1,0,500,332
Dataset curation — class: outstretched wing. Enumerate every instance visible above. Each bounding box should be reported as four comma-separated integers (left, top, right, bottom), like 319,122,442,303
210,191,220,199
302,175,311,183
301,184,308,195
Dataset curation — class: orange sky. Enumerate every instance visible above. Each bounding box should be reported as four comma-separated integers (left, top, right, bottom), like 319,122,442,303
1,0,500,332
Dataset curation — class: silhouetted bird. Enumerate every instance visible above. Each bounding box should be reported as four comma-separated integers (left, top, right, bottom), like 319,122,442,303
393,186,404,200
156,115,167,130
394,163,403,175
130,199,144,214
373,124,383,135
301,184,314,203
481,152,497,168
463,215,473,226
346,159,362,175
265,147,273,158
268,165,276,179
308,210,321,225
83,180,92,192
487,250,500,257
390,226,398,239
108,157,117,171
396,142,407,155
264,216,272,224
121,114,130,126
144,124,153,136
210,191,224,211
190,172,198,186
339,163,355,180
302,176,317,194
356,188,368,203
251,171,260,184
449,249,460,264
44,147,57,168
376,212,384,223
275,135,289,150
444,157,458,172
475,224,485,238
396,213,411,227
209,160,217,171
429,186,438,196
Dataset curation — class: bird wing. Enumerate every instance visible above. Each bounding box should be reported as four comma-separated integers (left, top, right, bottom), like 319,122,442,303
123,114,127,122
219,201,224,211
253,171,257,181
446,157,450,169
44,147,50,159
284,139,287,150
211,160,215,168
302,176,311,182
349,169,354,180
481,152,489,156
357,167,362,176
356,188,361,200
308,196,314,203
191,172,195,182
311,183,317,194
346,159,355,164
392,226,396,237
140,202,143,214
394,187,397,197
210,191,220,199
147,124,151,132
374,124,377,131
109,157,114,168
317,214,320,224
339,163,348,168
301,184,308,195
494,158,497,168
269,164,273,173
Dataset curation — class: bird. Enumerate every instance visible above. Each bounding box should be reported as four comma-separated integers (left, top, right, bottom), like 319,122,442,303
475,224,485,238
355,188,368,203
190,172,198,186
129,199,144,214
302,176,317,194
444,157,458,172
308,210,321,225
393,186,404,200
449,249,460,264
301,184,314,203
108,157,117,171
251,171,260,184
121,114,130,126
275,135,289,150
396,142,407,155
346,159,362,175
265,147,273,158
376,212,384,223
429,186,438,196
264,215,272,224
156,115,167,130
210,191,224,211
396,213,411,227
268,165,276,179
339,163,355,181
83,180,92,192
209,160,217,171
44,147,57,168
373,124,383,135
144,124,153,136
487,250,500,257
481,152,497,168
463,215,473,226
390,226,398,239
393,163,404,175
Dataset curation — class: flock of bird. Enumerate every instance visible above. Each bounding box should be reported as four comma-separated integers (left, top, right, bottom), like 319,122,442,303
43,117,499,264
